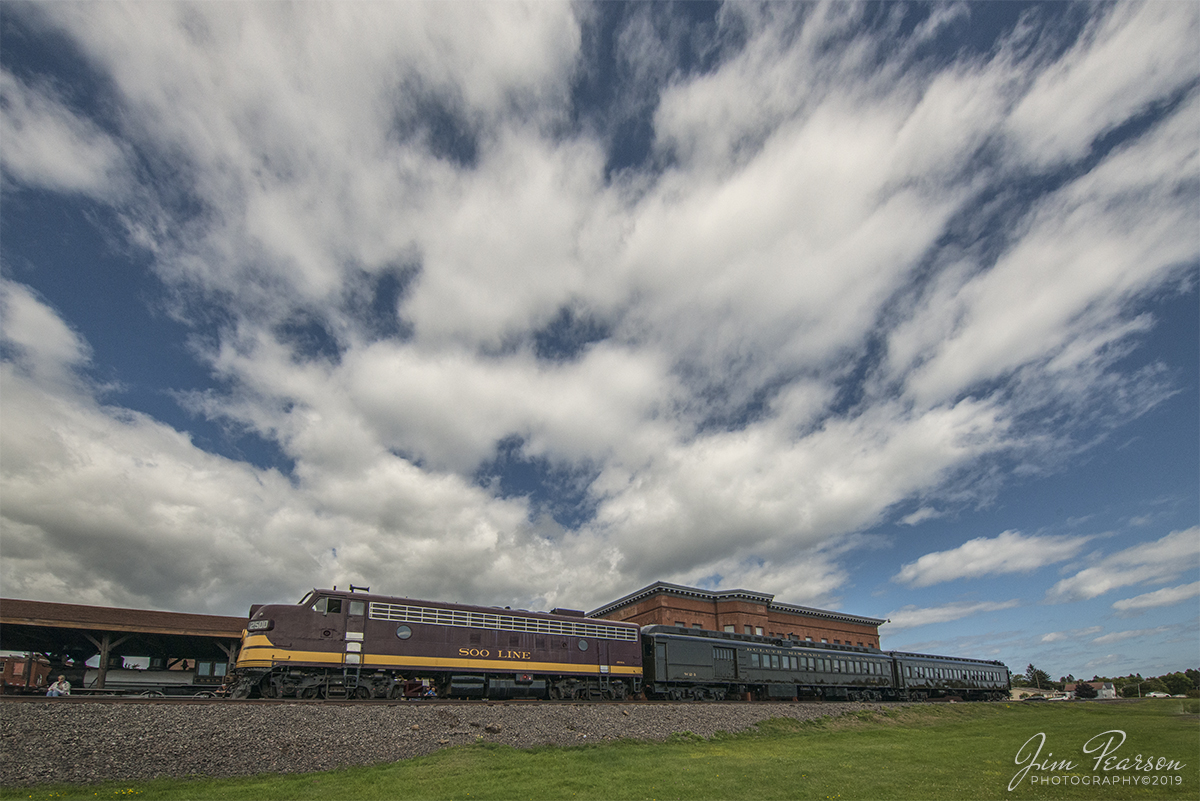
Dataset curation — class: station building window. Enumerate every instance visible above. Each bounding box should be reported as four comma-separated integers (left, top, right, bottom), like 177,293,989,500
755,627,763,636
724,625,735,633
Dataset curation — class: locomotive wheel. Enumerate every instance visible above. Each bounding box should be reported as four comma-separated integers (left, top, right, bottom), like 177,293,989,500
355,686,371,699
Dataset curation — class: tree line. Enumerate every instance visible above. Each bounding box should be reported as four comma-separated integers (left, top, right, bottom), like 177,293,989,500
1011,665,1199,698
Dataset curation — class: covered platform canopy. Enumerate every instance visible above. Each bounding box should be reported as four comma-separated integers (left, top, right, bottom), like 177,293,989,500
0,598,246,689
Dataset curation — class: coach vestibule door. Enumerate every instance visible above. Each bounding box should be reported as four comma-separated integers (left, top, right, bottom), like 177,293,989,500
713,646,736,681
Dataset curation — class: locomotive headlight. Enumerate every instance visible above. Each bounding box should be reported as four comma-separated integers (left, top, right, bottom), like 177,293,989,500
247,619,274,632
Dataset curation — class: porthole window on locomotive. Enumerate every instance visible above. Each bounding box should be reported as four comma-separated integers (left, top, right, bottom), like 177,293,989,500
396,625,412,640
577,639,588,651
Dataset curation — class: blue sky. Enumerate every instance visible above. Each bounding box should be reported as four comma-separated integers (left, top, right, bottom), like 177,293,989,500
1,1,1196,681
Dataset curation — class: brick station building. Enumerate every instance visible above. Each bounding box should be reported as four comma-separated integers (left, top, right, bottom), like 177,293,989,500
588,581,885,649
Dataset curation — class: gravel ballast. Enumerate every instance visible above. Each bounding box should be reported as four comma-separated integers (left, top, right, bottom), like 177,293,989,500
1,700,890,786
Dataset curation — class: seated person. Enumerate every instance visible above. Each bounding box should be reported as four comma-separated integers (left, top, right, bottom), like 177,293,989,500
46,675,71,697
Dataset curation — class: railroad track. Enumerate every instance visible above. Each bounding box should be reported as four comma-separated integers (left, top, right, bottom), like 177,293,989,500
0,694,835,707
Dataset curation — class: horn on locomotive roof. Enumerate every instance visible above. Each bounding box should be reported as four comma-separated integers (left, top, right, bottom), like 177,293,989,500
350,585,370,593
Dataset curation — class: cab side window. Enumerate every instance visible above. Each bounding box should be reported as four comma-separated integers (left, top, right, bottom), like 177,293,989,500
313,597,344,614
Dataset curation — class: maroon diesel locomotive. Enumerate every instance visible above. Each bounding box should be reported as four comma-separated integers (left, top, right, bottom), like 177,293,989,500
230,587,642,700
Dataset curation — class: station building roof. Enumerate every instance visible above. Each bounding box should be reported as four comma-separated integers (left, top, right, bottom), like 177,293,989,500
0,598,246,663
587,581,886,628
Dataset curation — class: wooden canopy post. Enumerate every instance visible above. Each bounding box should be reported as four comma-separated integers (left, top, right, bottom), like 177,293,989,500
83,633,131,690
217,640,240,674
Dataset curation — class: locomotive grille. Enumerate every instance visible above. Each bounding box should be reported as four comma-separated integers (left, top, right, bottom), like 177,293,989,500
368,602,639,641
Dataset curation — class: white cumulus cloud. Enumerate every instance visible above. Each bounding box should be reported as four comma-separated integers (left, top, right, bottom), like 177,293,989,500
894,530,1094,587
883,599,1021,631
1111,582,1200,616
0,3,1196,615
1045,528,1200,603
1040,626,1103,644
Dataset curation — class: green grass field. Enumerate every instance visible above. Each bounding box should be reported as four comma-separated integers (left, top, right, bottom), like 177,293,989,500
4,700,1197,801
